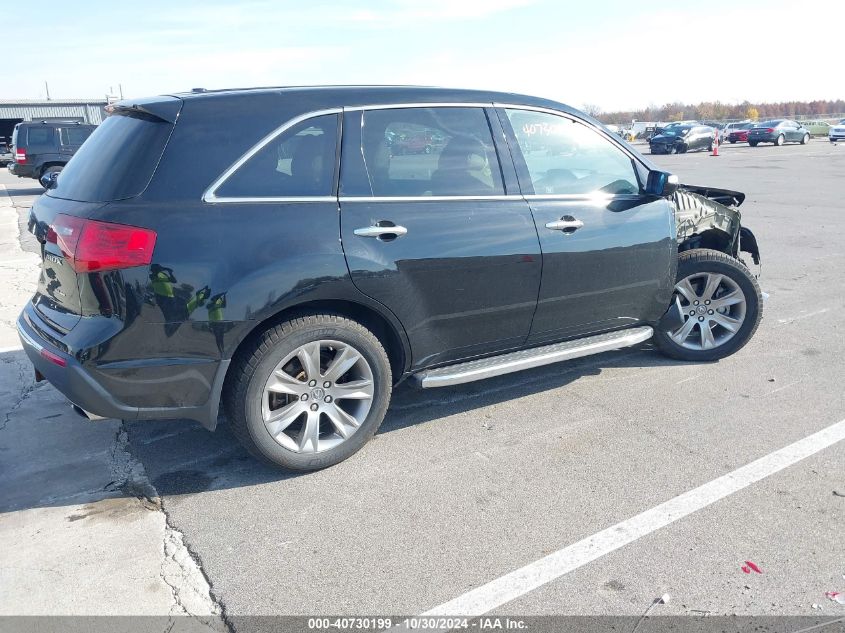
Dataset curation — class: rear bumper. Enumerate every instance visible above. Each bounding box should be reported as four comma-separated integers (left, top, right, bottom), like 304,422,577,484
16,308,229,430
7,162,35,178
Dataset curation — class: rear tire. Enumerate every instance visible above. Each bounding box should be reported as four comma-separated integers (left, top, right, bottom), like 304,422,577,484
801,133,809,145
654,249,762,362
775,134,784,146
224,314,392,470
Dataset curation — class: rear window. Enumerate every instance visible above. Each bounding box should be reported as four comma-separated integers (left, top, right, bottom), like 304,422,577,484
49,113,172,202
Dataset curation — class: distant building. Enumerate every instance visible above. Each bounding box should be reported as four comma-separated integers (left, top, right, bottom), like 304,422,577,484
0,98,108,141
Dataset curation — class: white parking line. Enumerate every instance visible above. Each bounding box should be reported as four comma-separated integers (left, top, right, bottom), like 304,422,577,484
421,418,845,619
777,308,829,325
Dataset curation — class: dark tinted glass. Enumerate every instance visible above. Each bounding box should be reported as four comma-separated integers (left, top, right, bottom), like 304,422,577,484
360,107,503,197
49,113,172,202
60,127,94,145
26,127,54,145
216,114,338,198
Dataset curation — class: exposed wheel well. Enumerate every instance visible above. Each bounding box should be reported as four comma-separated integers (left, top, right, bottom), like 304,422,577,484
678,228,733,256
226,299,408,386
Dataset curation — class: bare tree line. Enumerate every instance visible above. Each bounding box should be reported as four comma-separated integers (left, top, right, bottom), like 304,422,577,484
594,99,845,124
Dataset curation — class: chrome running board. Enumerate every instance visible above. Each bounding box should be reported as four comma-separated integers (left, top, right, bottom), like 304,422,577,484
416,326,653,388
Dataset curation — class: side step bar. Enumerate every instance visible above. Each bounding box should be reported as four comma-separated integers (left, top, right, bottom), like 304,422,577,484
416,326,653,388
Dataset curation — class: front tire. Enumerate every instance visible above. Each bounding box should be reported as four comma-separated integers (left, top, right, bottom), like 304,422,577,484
654,249,762,362
224,314,392,470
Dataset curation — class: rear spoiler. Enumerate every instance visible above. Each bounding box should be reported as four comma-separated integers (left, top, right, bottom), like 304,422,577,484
679,184,745,207
106,96,183,124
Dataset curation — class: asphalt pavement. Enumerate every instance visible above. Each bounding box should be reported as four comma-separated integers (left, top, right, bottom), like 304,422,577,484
0,138,843,628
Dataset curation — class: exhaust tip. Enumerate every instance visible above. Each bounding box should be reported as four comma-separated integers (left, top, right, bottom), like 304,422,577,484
70,404,109,421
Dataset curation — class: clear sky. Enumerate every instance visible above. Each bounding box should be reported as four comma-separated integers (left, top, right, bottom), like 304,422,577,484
3,0,840,112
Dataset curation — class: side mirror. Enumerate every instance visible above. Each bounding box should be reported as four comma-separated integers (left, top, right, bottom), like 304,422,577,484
646,171,679,197
40,171,59,190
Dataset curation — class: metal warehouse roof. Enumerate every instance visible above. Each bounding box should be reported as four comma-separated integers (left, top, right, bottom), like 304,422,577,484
0,98,108,105
0,99,109,125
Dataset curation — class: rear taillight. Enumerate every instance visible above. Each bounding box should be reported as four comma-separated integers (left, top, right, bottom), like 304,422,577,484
47,214,157,273
765,128,774,133
15,148,26,164
40,348,67,367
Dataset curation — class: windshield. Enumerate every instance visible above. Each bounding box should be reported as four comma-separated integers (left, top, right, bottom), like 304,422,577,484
660,127,691,137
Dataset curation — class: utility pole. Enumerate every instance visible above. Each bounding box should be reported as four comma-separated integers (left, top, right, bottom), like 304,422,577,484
45,81,51,100
119,84,124,99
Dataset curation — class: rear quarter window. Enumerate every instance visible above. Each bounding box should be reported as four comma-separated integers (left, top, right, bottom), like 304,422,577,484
49,113,173,202
26,127,54,146
213,113,339,199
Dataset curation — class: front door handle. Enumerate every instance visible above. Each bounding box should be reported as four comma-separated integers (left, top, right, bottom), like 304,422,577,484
545,218,584,232
353,222,408,239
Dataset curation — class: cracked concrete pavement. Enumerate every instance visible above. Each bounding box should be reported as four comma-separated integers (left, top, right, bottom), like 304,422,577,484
0,183,227,630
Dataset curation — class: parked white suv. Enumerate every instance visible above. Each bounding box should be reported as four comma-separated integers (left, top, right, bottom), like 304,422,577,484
829,119,845,143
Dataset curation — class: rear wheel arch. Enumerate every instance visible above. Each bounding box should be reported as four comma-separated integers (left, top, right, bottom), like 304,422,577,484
224,299,410,389
39,161,66,176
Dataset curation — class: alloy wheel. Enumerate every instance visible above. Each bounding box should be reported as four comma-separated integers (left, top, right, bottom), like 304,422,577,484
261,340,374,453
669,272,747,351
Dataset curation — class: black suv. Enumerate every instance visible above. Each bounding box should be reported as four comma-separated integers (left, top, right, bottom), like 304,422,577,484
18,86,763,470
8,121,96,187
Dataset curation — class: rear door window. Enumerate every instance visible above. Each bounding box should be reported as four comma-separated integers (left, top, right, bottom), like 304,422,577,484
60,127,94,146
358,107,504,197
214,114,339,199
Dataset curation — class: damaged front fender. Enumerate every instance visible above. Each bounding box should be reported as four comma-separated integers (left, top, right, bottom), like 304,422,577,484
673,184,760,267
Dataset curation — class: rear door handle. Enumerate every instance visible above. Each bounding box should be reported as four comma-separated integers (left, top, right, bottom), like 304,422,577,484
354,222,408,239
545,219,584,232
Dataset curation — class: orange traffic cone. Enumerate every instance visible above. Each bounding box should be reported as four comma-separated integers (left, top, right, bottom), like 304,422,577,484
711,130,719,156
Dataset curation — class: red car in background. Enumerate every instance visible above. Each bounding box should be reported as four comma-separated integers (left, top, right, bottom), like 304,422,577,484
726,121,753,143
